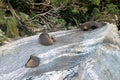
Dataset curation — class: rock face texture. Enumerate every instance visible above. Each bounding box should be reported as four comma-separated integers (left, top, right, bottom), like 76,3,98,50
0,23,120,80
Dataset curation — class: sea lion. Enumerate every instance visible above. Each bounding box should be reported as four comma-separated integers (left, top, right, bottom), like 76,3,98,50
39,32,56,46
79,21,107,31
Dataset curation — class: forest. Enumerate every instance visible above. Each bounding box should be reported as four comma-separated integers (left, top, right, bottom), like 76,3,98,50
0,0,120,45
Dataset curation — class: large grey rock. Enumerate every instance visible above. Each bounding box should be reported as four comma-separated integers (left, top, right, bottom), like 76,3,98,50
0,23,120,80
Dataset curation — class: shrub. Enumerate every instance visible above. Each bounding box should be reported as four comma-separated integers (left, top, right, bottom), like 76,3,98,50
105,3,120,15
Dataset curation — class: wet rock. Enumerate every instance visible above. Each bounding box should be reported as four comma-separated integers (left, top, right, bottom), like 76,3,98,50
25,55,40,68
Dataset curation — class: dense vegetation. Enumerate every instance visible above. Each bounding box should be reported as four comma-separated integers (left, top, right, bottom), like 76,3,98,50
0,0,120,45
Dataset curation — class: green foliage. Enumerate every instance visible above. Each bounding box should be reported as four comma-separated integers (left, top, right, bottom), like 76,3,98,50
48,16,66,30
0,0,4,7
19,12,29,21
80,7,88,13
5,17,19,38
72,8,79,14
51,0,71,6
63,0,71,5
7,0,32,13
104,0,111,3
0,0,119,41
0,29,9,45
89,0,100,5
92,8,100,15
0,9,4,17
0,9,5,24
105,3,120,15
91,8,101,20
49,16,65,24
51,0,60,6
29,11,36,18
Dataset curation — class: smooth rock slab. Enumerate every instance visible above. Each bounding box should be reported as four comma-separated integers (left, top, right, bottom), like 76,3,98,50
0,23,120,80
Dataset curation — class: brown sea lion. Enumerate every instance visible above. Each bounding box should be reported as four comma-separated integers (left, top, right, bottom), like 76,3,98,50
39,32,56,46
79,21,107,31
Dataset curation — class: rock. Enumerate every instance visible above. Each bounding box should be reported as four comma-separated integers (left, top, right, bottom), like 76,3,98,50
25,55,40,68
0,23,120,80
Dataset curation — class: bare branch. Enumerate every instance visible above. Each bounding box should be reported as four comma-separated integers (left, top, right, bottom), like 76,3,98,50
32,3,53,8
30,5,65,20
